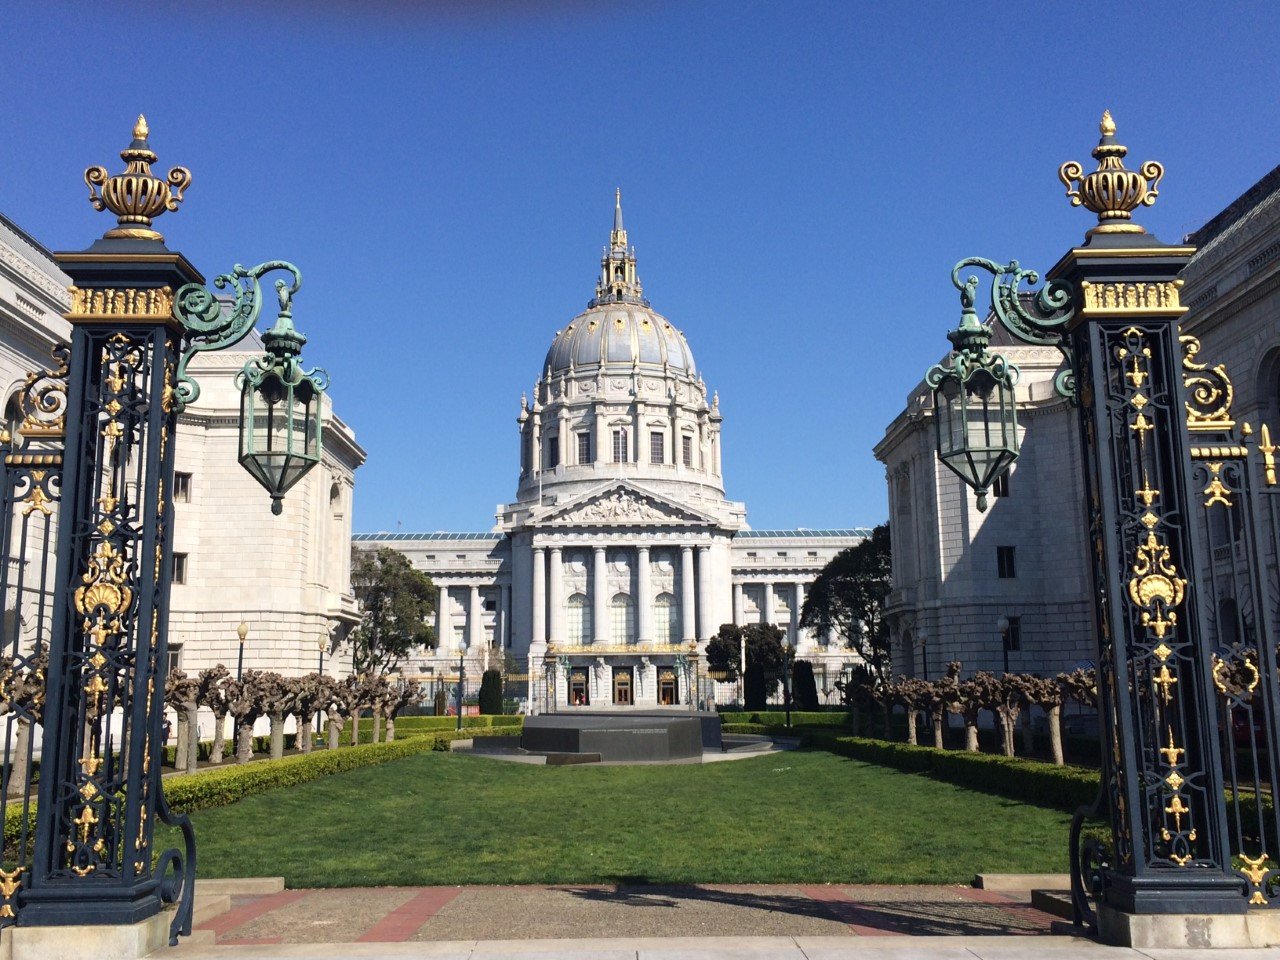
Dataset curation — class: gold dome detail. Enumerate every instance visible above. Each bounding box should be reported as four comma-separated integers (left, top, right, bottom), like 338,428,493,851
84,114,191,241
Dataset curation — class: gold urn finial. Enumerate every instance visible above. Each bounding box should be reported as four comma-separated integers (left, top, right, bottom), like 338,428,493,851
84,114,191,242
1059,110,1165,237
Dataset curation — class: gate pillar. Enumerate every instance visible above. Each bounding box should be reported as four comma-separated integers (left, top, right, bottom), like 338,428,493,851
1052,115,1245,916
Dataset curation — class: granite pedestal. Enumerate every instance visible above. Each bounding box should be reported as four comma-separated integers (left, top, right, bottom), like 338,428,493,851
522,712,718,762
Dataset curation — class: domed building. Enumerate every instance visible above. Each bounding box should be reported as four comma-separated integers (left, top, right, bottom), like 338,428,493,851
357,194,867,709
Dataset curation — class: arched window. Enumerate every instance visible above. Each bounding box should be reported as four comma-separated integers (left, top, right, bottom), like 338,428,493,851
610,593,635,645
567,593,591,645
653,593,677,644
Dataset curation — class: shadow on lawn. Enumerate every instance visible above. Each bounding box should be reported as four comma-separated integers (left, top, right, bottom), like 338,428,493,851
566,883,1054,936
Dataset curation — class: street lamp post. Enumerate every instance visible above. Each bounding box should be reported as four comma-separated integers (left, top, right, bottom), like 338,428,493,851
923,113,1243,925
455,647,465,731
997,616,1010,675
782,644,793,729
236,621,249,681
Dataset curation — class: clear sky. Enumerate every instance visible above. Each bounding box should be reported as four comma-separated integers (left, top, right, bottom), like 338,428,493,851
3,1,1278,533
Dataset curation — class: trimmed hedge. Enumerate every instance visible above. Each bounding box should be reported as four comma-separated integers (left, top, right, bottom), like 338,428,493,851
805,732,1100,811
427,728,523,751
719,711,849,728
721,723,768,734
163,736,440,813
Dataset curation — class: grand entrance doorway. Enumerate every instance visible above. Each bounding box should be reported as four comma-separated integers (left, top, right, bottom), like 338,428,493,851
568,667,590,706
612,666,633,705
657,667,678,705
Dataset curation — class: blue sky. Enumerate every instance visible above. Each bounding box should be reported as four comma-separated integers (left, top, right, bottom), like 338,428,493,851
4,1,1279,533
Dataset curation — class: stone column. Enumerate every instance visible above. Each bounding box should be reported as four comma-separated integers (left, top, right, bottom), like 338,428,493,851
548,546,563,646
468,584,482,651
531,547,546,649
732,582,744,626
437,585,451,651
531,409,542,474
762,582,775,626
696,545,713,640
497,583,509,649
593,546,608,645
680,545,696,641
636,545,652,643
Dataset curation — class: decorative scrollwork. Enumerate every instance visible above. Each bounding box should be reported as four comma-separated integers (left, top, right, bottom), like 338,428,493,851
172,261,303,411
11,344,71,442
1127,532,1186,639
1180,335,1234,432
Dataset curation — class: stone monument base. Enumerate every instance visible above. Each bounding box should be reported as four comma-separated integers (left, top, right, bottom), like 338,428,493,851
522,712,717,761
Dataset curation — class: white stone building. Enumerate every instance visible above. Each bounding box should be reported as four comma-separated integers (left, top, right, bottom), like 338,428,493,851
875,161,1280,681
0,208,365,680
358,195,868,709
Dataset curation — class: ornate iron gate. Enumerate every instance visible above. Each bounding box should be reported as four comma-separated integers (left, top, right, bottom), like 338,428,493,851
0,348,67,927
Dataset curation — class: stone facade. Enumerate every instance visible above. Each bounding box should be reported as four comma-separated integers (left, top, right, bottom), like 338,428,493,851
0,209,365,681
357,195,868,709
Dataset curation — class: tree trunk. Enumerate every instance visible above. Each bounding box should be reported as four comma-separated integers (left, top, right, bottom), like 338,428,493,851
964,719,979,752
327,717,342,750
210,709,227,764
372,710,382,744
351,712,361,746
236,722,254,763
269,714,285,760
174,713,188,770
849,702,861,736
905,708,917,745
1021,709,1035,757
386,715,396,742
1048,704,1064,766
300,718,314,754
932,709,944,749
9,718,30,797
184,703,199,773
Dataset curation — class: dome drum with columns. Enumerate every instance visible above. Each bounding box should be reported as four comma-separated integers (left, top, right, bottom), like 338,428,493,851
357,194,869,710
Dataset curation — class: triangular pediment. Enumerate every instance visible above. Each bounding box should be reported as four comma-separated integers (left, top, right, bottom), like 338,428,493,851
538,482,716,527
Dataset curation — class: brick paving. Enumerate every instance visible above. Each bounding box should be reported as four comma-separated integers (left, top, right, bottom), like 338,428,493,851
194,883,1067,944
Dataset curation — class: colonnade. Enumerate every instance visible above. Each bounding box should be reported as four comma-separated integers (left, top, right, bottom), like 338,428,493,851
732,580,827,648
437,581,510,651
530,542,713,646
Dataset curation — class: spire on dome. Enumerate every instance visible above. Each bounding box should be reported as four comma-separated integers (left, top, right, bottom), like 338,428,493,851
591,188,647,307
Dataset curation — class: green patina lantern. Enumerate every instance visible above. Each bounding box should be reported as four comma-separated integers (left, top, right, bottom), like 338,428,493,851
236,281,328,515
926,274,1020,512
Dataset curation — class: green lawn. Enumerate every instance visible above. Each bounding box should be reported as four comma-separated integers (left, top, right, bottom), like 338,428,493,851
164,749,1072,887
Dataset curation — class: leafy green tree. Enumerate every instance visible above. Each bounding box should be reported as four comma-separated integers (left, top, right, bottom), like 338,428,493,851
800,523,892,689
350,546,437,675
704,623,786,695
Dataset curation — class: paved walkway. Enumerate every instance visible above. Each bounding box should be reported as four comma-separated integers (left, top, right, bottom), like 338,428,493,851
187,883,1065,945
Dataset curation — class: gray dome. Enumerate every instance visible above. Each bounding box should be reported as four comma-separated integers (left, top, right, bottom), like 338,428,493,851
543,304,697,377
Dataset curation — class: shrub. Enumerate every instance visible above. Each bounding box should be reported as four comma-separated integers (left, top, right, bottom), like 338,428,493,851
792,661,820,711
805,732,1100,811
719,711,848,728
721,723,768,734
478,669,503,715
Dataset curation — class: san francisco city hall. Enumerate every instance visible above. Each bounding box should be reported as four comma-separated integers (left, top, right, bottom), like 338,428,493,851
358,195,868,708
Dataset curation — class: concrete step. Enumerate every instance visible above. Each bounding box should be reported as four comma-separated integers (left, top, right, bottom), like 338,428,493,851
191,893,231,926
974,872,1069,891
1031,888,1075,920
194,877,285,896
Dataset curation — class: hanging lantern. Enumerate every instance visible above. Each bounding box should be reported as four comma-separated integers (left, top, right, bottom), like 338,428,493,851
925,286,1020,511
237,284,328,515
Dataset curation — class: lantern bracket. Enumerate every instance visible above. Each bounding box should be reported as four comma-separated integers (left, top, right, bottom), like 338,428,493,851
171,260,305,412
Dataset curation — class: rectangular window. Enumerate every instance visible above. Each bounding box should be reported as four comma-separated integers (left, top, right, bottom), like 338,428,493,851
612,428,628,463
577,431,591,464
649,431,664,464
993,471,1011,499
484,597,497,612
165,643,183,676
682,435,693,467
997,545,1016,579
547,433,560,469
173,552,188,584
1004,616,1022,651
173,471,192,503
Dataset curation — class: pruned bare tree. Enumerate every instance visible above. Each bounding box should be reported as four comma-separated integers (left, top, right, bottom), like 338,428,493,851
164,668,200,771
226,670,269,763
198,664,232,765
384,679,423,741
892,676,932,745
1024,673,1067,765
292,673,330,754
